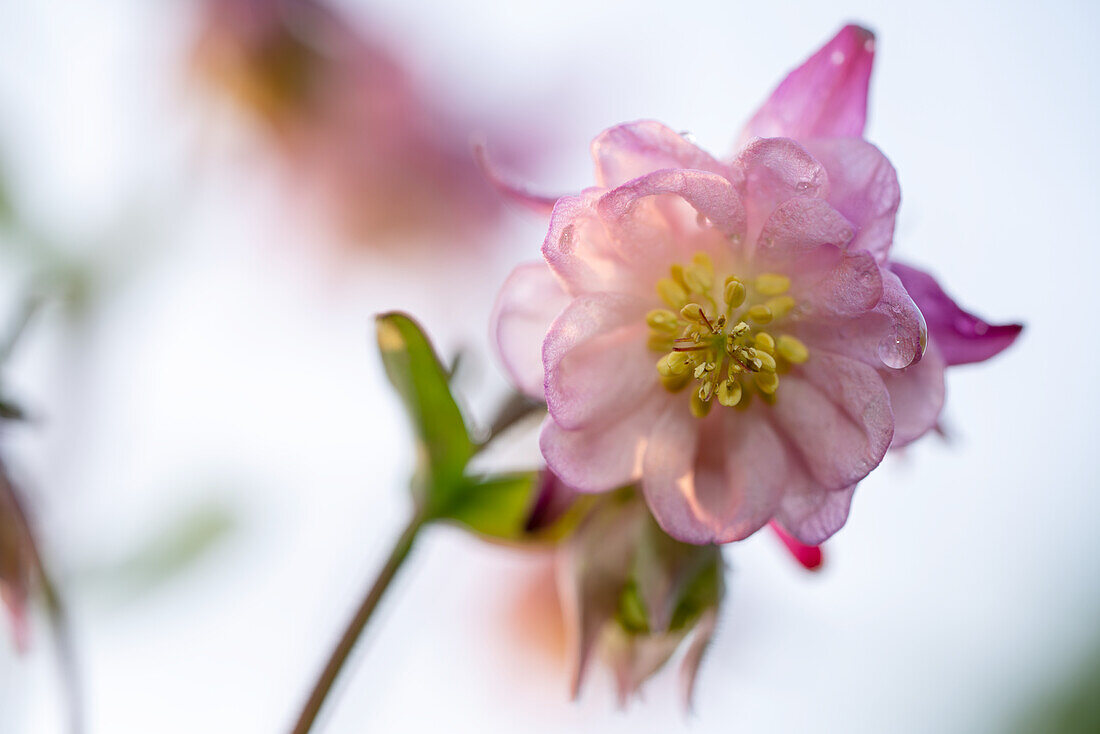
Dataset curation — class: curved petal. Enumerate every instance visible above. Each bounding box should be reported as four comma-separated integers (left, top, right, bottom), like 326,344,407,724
490,262,570,399
734,138,828,243
738,24,876,146
543,292,655,430
642,403,787,544
774,484,857,545
540,399,657,492
799,267,926,369
891,262,1023,366
591,120,728,188
880,343,946,447
756,196,854,260
769,352,893,491
542,191,634,296
474,142,561,215
799,247,884,318
598,167,747,240
803,138,899,262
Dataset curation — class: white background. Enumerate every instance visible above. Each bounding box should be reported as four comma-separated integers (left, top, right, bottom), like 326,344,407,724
0,0,1097,732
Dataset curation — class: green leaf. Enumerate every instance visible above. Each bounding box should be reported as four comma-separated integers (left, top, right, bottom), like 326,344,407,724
443,472,540,540
375,312,475,515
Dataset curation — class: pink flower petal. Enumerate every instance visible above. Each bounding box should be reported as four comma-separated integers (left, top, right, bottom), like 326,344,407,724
803,138,899,262
598,168,747,240
641,403,787,544
891,262,1023,366
768,352,893,490
797,247,884,318
542,191,654,297
757,196,855,259
774,484,857,545
880,343,946,447
474,142,562,216
591,120,729,188
738,25,876,145
543,292,655,430
490,262,570,399
540,405,655,493
556,499,639,697
769,521,824,570
735,137,829,242
680,607,719,710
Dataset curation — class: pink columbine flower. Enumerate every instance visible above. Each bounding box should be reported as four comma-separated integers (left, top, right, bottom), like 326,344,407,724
490,25,1021,546
190,0,502,243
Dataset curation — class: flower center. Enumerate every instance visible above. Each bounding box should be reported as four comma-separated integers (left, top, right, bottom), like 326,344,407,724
646,252,810,418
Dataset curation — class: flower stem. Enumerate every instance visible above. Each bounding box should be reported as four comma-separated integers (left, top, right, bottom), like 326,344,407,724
0,293,42,365
289,512,427,734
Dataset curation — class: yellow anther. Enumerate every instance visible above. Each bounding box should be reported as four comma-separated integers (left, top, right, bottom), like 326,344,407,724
747,305,773,324
658,278,689,308
680,303,707,324
699,380,713,401
754,372,779,394
690,390,713,418
646,309,680,332
657,352,689,377
723,277,746,309
754,332,776,354
691,253,714,285
766,295,796,319
776,335,809,364
728,360,744,377
670,264,688,289
730,321,751,338
660,370,691,392
716,379,742,407
754,350,777,372
755,273,791,296
693,361,712,379
648,333,673,352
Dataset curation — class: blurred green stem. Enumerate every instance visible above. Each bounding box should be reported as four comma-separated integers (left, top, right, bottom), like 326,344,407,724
0,293,42,365
289,511,427,734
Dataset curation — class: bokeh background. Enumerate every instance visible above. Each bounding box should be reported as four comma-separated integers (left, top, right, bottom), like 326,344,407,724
1,0,1097,732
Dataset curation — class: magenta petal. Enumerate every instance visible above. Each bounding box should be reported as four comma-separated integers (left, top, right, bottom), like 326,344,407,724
591,120,728,188
774,484,857,545
543,292,654,430
739,25,876,145
880,344,946,447
769,353,893,490
802,138,899,262
642,404,786,544
769,521,824,571
891,262,1023,366
490,262,570,399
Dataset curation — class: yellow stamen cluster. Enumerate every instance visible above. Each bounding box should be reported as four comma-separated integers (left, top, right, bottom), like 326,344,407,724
647,253,810,418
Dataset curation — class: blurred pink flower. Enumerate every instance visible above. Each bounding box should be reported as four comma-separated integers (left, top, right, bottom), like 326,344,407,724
525,474,722,705
1,463,35,652
490,26,1021,546
190,0,502,243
